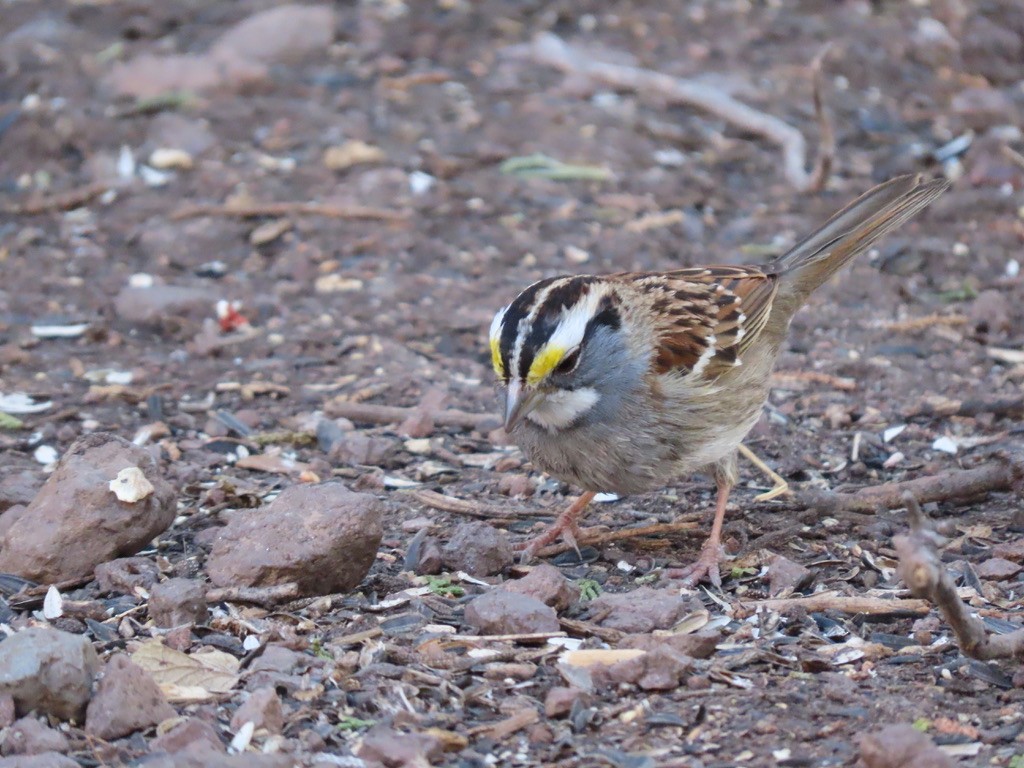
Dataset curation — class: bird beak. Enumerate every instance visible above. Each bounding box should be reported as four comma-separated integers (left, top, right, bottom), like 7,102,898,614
504,380,542,432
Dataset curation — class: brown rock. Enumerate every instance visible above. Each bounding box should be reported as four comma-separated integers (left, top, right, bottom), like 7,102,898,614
543,686,585,718
0,755,78,768
149,579,209,628
328,433,397,466
993,538,1024,563
0,472,39,513
442,522,513,577
356,726,444,767
859,724,956,768
207,483,382,597
209,4,336,66
95,557,161,594
0,507,27,544
967,289,1012,336
413,538,443,576
766,554,814,596
113,285,218,328
619,630,721,660
502,564,578,612
85,655,176,740
1,718,69,756
0,434,176,583
0,695,14,728
146,114,217,157
229,688,283,734
463,591,559,635
975,557,1022,581
0,629,99,721
150,718,225,755
590,587,690,633
634,646,694,691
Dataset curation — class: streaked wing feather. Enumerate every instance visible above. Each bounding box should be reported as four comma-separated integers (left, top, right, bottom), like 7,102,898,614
631,267,779,379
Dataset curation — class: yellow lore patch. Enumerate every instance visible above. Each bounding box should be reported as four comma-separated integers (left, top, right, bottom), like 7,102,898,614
490,337,505,378
526,344,565,386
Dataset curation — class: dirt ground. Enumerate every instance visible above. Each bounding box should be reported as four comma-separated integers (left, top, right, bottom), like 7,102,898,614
2,1,1024,766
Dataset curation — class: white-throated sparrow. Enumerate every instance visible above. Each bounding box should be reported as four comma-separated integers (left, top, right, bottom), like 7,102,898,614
489,174,949,586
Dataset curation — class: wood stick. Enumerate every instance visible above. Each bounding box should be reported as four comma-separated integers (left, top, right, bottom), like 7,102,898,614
794,459,1021,515
503,33,832,192
559,617,625,644
206,583,299,605
448,631,567,643
170,201,409,222
325,400,497,430
741,592,931,617
531,520,702,559
6,182,109,215
895,492,1024,660
908,394,1024,420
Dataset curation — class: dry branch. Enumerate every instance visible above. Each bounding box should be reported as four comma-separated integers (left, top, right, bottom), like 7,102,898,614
206,583,299,605
325,400,497,431
6,182,109,215
741,591,931,617
411,489,554,519
794,458,1022,515
908,394,1024,420
170,201,409,222
503,33,833,192
530,519,702,559
894,492,1024,661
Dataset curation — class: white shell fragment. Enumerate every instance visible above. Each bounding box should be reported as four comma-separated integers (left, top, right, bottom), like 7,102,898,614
33,445,58,465
42,585,63,620
31,323,90,338
932,436,958,455
149,148,194,170
882,425,906,443
109,467,156,502
0,393,53,414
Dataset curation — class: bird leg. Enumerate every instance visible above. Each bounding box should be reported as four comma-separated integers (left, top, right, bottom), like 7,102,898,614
518,491,596,563
665,476,732,588
738,443,790,501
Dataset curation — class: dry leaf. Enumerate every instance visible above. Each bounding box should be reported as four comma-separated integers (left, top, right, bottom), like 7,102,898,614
109,467,155,502
131,641,240,702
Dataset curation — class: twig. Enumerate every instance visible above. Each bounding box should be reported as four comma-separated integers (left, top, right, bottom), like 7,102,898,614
559,617,625,644
331,627,384,646
878,313,968,334
895,491,1024,660
770,370,856,391
170,201,409,222
740,591,931,617
503,33,833,192
467,708,539,740
325,400,497,431
6,182,109,215
448,631,567,643
908,394,1024,420
794,459,1022,515
411,489,554,519
532,520,702,559
206,583,300,605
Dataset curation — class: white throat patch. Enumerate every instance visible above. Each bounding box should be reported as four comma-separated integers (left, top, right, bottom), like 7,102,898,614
526,387,600,431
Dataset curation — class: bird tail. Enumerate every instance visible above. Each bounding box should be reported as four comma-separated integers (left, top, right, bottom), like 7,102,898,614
771,174,950,305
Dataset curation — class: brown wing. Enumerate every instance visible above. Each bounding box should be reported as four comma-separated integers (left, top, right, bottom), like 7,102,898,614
628,266,779,379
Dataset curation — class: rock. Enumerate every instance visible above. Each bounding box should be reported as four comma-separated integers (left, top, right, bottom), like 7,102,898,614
502,564,578,612
356,726,444,767
590,587,690,633
544,686,585,718
0,507,27,543
0,434,176,583
951,88,1019,131
85,655,176,739
961,8,1024,85
149,579,209,627
0,629,99,721
95,557,161,594
463,591,559,635
0,755,78,768
0,695,14,728
0,472,39,513
413,537,443,576
967,289,1012,336
766,554,814,596
229,688,283,734
327,433,397,466
1,718,69,756
975,557,1022,581
619,630,721,660
993,538,1024,563
859,724,956,768
207,483,382,597
632,646,694,691
908,17,959,69
139,754,292,768
208,4,336,66
441,522,513,577
146,114,217,158
150,718,225,755
113,285,218,328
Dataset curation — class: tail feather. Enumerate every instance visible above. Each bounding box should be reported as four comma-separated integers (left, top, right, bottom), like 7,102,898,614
771,174,950,302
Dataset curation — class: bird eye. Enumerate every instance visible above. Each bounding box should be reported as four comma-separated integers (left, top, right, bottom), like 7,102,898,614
553,348,581,376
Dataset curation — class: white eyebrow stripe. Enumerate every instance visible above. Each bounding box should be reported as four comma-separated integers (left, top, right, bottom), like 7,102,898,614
544,289,603,353
489,304,508,343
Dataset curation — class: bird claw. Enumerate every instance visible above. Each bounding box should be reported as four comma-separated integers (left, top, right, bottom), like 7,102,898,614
517,520,582,564
664,540,725,588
